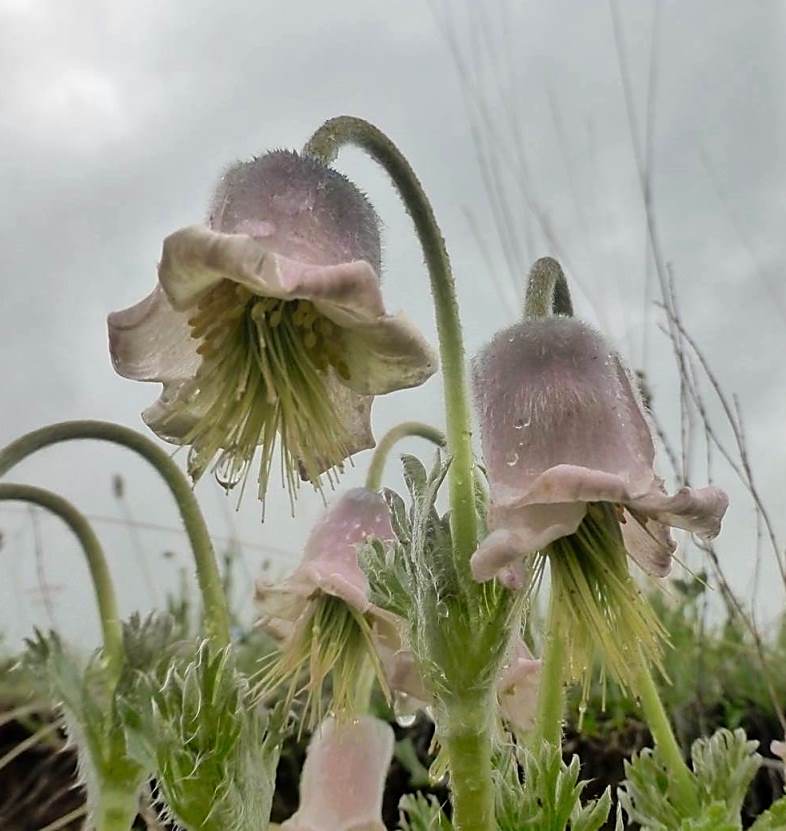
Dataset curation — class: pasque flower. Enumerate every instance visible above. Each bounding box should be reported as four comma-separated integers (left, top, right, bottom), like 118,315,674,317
109,151,436,504
470,313,728,584
469,258,729,695
255,487,395,723
281,715,393,831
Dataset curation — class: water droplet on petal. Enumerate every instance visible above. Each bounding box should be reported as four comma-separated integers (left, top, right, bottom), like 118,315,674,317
505,451,519,467
393,692,419,727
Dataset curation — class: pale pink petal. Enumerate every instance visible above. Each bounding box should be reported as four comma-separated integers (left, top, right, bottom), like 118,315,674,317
373,617,430,705
771,739,786,762
498,639,542,732
108,285,200,384
472,318,655,506
620,509,675,578
157,225,436,395
256,489,394,633
472,504,586,583
629,485,729,540
471,316,729,582
282,716,393,831
140,380,206,444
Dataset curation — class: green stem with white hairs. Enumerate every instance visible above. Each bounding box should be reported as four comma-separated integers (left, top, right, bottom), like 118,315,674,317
633,648,699,812
364,421,446,491
526,258,572,749
531,587,566,748
523,256,573,318
93,789,140,831
305,117,488,831
0,421,230,647
304,117,478,569
0,483,123,682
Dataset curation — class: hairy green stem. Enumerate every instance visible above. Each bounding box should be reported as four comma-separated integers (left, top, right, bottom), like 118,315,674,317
0,421,230,646
0,484,123,682
532,587,566,748
523,256,573,318
633,648,698,812
93,789,139,831
304,116,478,569
364,421,446,491
441,697,496,831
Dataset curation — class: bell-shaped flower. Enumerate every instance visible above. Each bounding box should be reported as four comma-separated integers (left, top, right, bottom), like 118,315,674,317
470,316,728,584
255,487,395,724
109,150,437,504
281,715,393,831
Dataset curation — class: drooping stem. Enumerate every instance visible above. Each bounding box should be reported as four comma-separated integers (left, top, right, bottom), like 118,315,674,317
633,648,698,812
304,117,478,568
0,484,123,682
523,256,573,318
364,421,446,491
441,696,496,831
531,585,566,747
0,421,230,646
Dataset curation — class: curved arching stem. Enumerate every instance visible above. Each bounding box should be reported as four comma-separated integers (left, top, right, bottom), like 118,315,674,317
304,116,478,569
523,257,573,318
0,421,230,647
0,483,124,682
364,421,446,492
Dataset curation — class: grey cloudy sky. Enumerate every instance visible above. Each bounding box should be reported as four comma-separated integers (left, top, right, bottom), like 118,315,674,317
1,0,784,648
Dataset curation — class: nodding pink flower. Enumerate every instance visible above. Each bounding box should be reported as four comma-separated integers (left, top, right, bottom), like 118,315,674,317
281,715,393,831
470,316,728,583
108,151,436,504
254,487,398,723
256,487,394,631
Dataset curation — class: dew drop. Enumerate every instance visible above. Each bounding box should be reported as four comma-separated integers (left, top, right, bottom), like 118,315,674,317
393,692,419,727
505,451,519,467
436,600,450,619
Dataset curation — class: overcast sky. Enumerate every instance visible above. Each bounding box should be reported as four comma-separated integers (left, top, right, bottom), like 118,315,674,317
1,0,784,649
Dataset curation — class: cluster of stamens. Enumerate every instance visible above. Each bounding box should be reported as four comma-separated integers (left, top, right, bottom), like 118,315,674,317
545,503,667,713
170,280,355,509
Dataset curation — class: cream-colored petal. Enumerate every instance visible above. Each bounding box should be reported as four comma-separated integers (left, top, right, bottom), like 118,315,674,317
158,225,280,309
322,373,376,463
108,285,201,383
140,380,205,444
339,315,438,396
620,508,675,578
282,716,393,831
158,225,437,394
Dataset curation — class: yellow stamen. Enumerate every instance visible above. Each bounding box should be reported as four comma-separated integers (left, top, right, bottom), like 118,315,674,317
166,281,354,509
